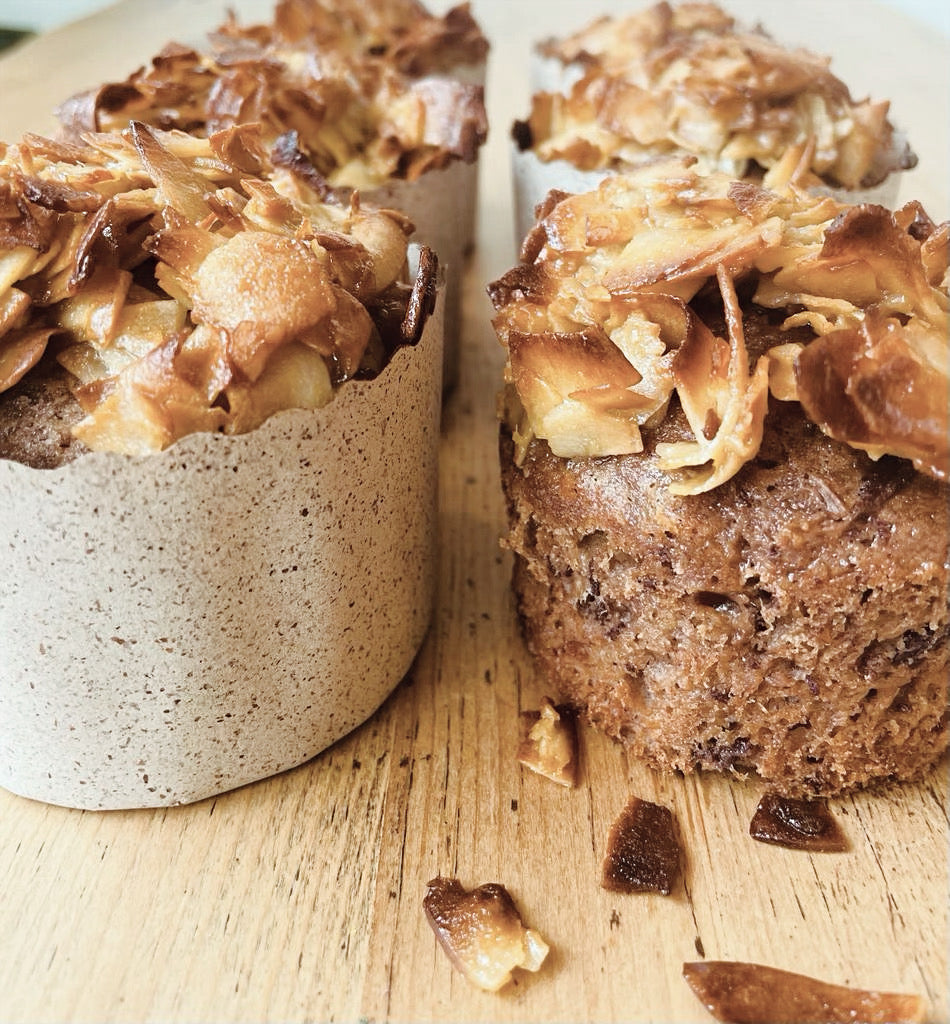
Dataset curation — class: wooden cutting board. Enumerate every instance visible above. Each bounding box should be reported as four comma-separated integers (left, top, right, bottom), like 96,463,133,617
0,2,946,1021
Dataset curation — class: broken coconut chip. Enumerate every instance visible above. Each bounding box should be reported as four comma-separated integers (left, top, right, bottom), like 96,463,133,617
683,960,926,1024
601,796,680,895
749,793,849,853
423,876,549,991
517,697,578,787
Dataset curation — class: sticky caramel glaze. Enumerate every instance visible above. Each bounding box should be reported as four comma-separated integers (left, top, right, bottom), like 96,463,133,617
500,312,950,797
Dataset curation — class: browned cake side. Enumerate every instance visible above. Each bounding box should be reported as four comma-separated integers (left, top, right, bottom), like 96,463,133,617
501,399,950,797
0,363,89,469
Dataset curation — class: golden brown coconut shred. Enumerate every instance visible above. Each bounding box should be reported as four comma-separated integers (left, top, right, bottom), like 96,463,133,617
0,123,436,456
56,4,488,189
525,1,916,190
489,160,949,495
212,0,489,78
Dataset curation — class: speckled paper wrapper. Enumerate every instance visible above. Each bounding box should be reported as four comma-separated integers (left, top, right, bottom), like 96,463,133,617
0,287,443,811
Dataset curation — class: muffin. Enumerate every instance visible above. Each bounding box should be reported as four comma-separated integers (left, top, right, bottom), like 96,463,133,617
490,162,948,796
56,0,489,389
0,123,443,809
512,1,917,242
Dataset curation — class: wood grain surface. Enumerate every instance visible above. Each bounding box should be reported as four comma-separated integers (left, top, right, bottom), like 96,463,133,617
0,2,947,1021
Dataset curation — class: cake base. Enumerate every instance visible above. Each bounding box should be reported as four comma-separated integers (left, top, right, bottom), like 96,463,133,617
501,402,949,797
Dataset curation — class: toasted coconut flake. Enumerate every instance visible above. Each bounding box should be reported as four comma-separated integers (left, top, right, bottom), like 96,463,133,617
507,327,648,458
682,960,925,1023
0,246,40,294
0,182,59,252
129,122,216,224
517,697,579,787
655,267,770,494
312,287,374,382
602,796,681,895
191,230,336,380
401,243,439,345
764,342,803,402
423,877,549,992
796,312,949,481
224,341,333,434
749,794,849,852
69,192,157,290
0,325,53,391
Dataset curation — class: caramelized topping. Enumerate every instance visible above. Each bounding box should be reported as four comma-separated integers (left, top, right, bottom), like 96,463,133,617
601,796,680,895
517,697,579,787
214,0,488,79
749,794,849,853
683,960,926,1023
423,877,549,992
0,125,437,455
528,1,915,190
490,161,949,492
56,2,488,188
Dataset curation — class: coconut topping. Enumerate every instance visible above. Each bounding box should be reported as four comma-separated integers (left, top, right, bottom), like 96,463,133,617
212,0,489,79
522,1,915,190
56,2,488,189
489,160,949,494
0,123,438,456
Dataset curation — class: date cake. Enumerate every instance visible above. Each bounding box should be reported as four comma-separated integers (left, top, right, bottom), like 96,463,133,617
490,161,949,797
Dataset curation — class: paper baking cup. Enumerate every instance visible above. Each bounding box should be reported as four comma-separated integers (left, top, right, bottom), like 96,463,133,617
811,175,901,209
0,283,443,811
511,143,608,245
368,157,476,391
529,51,585,94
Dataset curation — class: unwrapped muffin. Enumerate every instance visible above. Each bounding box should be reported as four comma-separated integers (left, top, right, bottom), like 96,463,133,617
0,122,443,809
490,161,948,796
56,0,489,389
512,1,917,241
